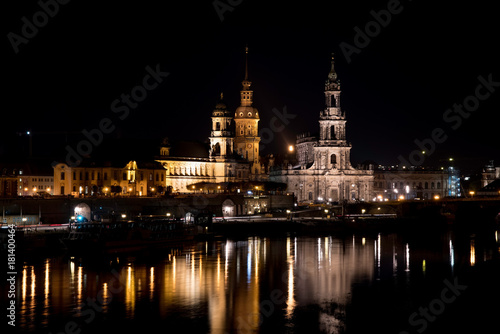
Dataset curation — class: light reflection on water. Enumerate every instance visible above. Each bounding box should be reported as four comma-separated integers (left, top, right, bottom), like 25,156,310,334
16,231,500,333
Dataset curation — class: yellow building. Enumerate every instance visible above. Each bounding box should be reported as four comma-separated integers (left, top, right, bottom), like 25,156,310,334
52,160,166,196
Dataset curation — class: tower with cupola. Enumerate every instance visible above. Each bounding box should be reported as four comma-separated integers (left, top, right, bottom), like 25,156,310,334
209,93,234,159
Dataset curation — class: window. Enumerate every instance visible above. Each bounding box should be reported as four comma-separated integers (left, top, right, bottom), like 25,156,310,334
91,171,95,180
85,172,89,180
155,173,159,181
97,172,100,180
437,182,441,189
308,192,313,200
104,172,108,180
79,172,83,180
60,186,65,194
431,182,435,189
216,122,221,130
140,172,144,181
330,154,337,164
60,172,65,180
161,174,164,181
149,173,153,181
331,126,336,139
425,182,428,189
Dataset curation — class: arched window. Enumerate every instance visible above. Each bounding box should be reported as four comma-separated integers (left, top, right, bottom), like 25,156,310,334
425,182,429,189
330,95,336,107
308,192,313,200
431,182,435,189
331,126,336,139
330,154,337,165
215,122,221,131
437,182,441,189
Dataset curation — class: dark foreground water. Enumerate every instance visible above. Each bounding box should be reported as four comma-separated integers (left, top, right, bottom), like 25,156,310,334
9,226,500,334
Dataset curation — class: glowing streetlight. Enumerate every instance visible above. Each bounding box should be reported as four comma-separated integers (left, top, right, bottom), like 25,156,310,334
434,195,440,200
288,145,294,152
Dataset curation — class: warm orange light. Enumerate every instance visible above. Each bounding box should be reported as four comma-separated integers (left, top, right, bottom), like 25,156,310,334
288,145,294,152
434,195,440,200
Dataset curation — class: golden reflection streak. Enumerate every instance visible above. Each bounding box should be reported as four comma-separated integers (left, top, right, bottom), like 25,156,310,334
470,240,476,266
44,260,50,320
22,267,27,301
77,266,82,306
125,266,136,317
102,283,109,312
217,253,221,286
150,267,154,300
286,237,296,319
28,266,36,330
31,266,36,297
173,256,176,291
255,238,259,280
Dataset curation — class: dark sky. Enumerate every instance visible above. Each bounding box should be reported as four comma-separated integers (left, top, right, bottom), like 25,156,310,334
3,0,499,172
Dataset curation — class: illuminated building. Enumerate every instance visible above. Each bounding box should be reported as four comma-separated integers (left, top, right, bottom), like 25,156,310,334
52,160,165,196
233,46,262,178
373,168,450,200
155,47,265,191
482,160,500,187
270,55,374,203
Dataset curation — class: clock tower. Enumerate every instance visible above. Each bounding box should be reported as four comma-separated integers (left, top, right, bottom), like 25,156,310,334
234,46,261,176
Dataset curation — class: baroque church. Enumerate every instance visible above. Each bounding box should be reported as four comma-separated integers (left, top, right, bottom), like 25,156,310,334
270,55,374,203
155,48,265,192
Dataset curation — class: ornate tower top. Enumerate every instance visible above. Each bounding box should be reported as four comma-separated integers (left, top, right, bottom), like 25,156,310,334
235,45,258,118
325,53,340,91
242,45,251,91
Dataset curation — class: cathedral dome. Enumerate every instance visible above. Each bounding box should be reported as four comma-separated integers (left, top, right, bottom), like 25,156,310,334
212,93,232,118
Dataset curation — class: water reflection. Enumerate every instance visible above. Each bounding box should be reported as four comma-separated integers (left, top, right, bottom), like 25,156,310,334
17,231,500,333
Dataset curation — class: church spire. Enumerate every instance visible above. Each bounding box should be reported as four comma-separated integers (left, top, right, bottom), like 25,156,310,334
244,45,249,81
242,45,251,91
328,53,337,81
325,53,340,91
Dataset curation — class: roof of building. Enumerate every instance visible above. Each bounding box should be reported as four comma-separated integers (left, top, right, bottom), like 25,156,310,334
479,179,500,192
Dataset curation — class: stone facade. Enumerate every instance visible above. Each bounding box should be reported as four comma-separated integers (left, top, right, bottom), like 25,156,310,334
270,55,374,203
373,169,449,200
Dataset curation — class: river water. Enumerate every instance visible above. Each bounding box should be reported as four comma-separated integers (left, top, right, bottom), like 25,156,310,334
12,227,500,333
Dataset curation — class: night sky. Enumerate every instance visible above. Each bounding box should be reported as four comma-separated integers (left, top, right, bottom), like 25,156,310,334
4,0,499,172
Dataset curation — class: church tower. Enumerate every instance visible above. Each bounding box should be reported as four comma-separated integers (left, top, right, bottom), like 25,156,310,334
209,93,234,159
234,46,261,175
314,54,352,170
